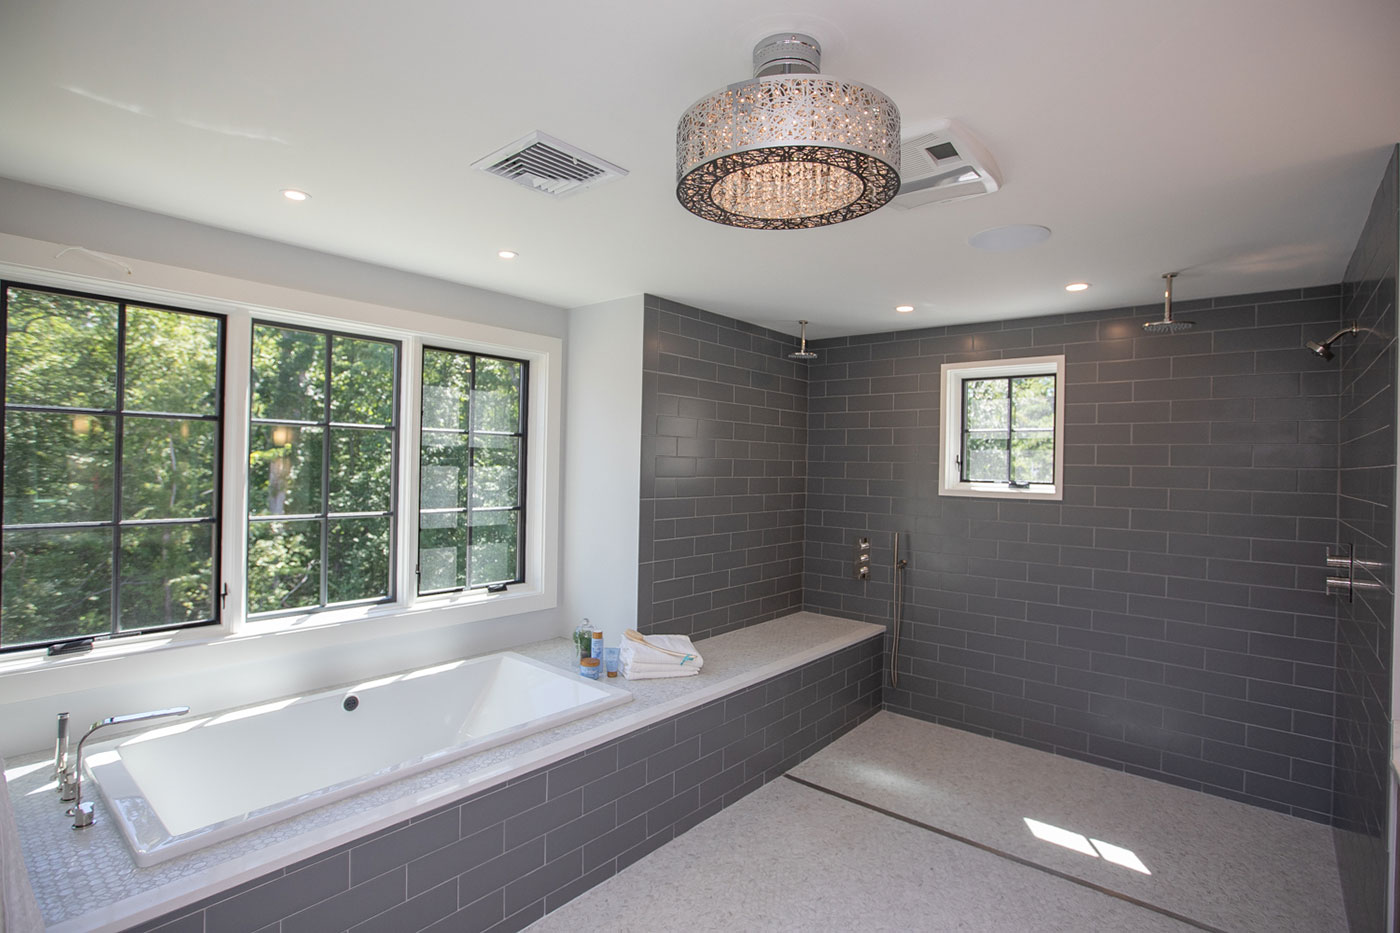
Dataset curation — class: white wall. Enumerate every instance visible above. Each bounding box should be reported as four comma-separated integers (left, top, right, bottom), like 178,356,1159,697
562,297,644,645
0,182,583,756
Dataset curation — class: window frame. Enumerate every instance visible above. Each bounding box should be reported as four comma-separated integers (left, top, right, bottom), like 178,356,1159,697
938,355,1066,501
0,280,227,653
245,320,403,619
416,345,530,596
0,259,562,668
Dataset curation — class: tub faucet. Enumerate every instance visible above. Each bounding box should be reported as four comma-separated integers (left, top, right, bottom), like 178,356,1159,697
54,712,70,785
61,706,189,829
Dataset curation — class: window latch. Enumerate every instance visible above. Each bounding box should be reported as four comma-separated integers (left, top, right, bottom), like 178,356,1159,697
1008,480,1030,489
220,583,229,609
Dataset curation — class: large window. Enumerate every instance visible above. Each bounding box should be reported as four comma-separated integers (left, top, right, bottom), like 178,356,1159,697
1,283,223,650
939,356,1065,500
247,323,400,615
417,348,527,594
0,275,547,654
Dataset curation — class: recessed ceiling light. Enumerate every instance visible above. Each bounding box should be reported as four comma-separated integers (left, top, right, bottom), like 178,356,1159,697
280,188,310,202
1065,282,1091,292
967,224,1051,252
497,250,518,260
895,305,914,313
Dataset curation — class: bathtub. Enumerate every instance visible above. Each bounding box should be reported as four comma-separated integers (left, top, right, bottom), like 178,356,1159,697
83,651,631,866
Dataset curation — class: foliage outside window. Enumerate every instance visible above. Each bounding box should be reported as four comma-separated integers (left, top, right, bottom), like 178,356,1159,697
1,283,223,650
939,356,1065,500
418,347,527,594
247,323,399,615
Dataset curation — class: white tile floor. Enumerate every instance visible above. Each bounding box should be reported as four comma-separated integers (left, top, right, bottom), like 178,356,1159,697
530,712,1348,932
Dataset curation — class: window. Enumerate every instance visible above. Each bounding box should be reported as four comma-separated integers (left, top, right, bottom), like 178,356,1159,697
246,323,400,615
417,347,527,594
938,355,1065,500
0,270,555,655
1,283,224,650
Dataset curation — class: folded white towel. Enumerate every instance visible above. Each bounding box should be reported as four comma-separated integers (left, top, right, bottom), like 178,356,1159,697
621,630,703,669
620,664,699,681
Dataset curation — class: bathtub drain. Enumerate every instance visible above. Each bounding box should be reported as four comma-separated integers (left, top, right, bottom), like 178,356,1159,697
342,695,359,712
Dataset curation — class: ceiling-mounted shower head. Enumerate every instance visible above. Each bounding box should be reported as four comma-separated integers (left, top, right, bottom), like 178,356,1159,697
1306,323,1358,361
789,320,818,360
1141,272,1194,334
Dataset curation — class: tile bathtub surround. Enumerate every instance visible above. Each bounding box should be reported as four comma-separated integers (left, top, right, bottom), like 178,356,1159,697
8,613,880,932
802,285,1345,821
638,295,809,639
1332,145,1398,933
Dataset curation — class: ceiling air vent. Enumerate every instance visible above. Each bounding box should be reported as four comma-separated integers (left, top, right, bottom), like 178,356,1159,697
891,119,1001,210
472,131,628,197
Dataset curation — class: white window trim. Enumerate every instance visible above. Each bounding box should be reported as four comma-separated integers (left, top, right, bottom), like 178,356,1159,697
938,354,1066,501
0,254,562,672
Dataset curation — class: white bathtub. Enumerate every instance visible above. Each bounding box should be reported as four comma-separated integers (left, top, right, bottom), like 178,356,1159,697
83,651,631,866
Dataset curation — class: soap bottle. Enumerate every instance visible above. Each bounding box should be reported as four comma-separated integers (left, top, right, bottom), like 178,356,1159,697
591,629,604,663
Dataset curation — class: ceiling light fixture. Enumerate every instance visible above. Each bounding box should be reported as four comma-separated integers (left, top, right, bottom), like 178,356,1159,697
895,305,914,313
497,250,518,260
1064,282,1090,292
676,33,901,230
280,189,310,202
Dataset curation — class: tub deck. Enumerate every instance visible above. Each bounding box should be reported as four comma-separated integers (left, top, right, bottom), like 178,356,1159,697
5,612,880,932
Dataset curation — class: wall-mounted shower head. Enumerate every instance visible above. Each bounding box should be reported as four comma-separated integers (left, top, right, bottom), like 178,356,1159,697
1141,272,1194,334
788,320,817,360
1306,323,1358,361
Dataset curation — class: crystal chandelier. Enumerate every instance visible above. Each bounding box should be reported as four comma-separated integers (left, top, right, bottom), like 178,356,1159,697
676,34,901,229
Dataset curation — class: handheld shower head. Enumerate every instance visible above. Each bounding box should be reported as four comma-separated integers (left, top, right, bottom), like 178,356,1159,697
788,320,817,360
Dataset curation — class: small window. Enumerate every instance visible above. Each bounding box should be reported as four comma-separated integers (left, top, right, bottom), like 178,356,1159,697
417,347,527,594
939,355,1065,500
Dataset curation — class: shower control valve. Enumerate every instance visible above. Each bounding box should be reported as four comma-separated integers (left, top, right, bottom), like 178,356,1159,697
855,537,872,581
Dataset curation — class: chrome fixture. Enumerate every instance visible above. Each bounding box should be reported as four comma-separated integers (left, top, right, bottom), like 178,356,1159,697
62,707,189,828
1325,544,1386,601
54,712,70,784
1141,273,1194,334
789,320,818,361
855,536,872,580
891,532,909,688
1307,323,1358,361
676,33,901,229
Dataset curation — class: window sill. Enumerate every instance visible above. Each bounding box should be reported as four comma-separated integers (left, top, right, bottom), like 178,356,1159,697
0,584,550,679
938,482,1063,501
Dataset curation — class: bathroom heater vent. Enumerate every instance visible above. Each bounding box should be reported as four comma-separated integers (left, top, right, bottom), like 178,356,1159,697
891,119,1001,209
473,131,629,197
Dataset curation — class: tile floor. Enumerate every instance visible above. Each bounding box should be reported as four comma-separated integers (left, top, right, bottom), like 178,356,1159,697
529,712,1348,932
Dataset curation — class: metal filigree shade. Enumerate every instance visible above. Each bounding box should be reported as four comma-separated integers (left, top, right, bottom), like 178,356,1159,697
676,47,901,230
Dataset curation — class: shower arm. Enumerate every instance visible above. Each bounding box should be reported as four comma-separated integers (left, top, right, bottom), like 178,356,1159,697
1319,323,1358,348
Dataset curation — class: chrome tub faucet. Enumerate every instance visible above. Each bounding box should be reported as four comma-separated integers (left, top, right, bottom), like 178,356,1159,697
60,707,190,829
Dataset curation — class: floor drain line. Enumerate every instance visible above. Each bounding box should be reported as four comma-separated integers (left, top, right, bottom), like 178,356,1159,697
782,773,1232,933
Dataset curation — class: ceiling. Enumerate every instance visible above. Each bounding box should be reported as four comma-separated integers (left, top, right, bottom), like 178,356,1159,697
1,1,1398,338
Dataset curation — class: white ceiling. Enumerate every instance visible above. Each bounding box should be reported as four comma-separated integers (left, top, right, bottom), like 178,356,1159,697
1,0,1398,338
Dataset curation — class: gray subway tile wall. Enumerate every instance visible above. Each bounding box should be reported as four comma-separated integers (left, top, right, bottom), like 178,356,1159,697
803,289,1345,822
638,296,808,638
1332,145,1398,933
129,637,881,933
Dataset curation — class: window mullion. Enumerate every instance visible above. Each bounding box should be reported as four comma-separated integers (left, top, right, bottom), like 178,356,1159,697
320,332,332,609
111,301,127,638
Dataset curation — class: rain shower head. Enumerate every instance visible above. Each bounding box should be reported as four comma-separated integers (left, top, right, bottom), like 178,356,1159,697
789,320,817,360
1306,323,1357,361
1141,273,1194,334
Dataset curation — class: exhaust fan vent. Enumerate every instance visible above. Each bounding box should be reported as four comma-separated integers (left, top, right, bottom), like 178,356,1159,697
892,119,1001,209
473,131,628,197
